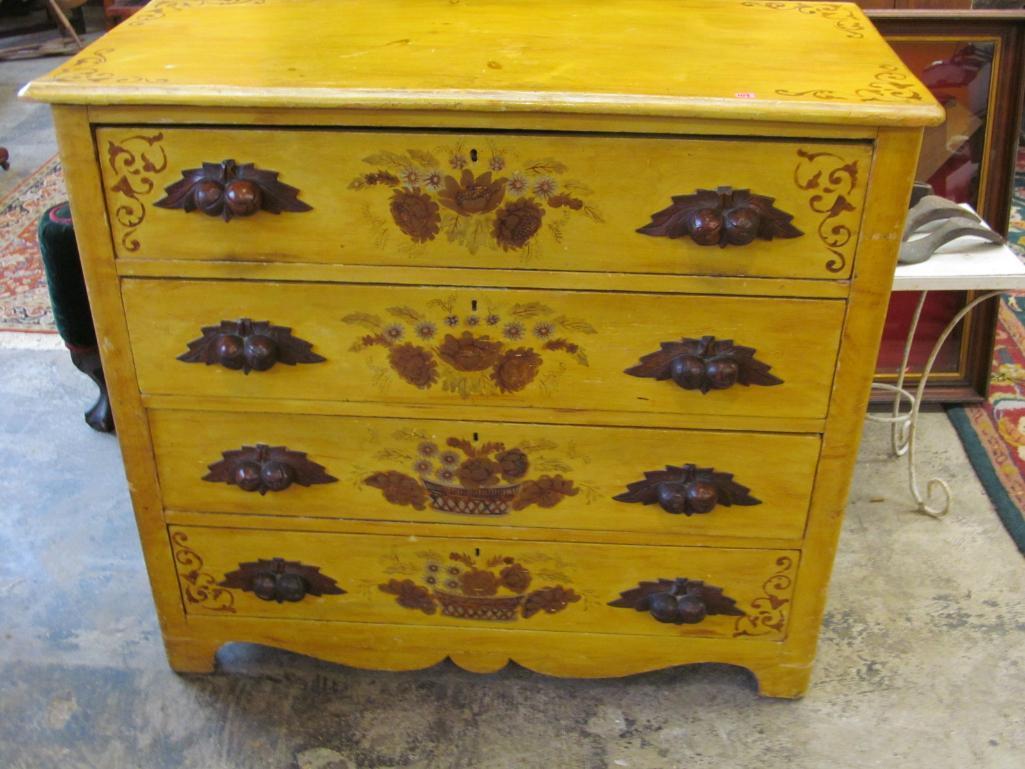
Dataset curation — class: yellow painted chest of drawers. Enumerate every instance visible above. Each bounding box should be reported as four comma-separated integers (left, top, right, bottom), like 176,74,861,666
25,0,942,697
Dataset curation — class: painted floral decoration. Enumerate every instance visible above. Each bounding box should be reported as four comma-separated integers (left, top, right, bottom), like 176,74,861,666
379,552,580,621
349,146,602,253
365,434,578,516
343,297,596,397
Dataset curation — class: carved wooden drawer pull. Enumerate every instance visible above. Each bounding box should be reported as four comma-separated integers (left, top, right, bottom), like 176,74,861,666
614,463,761,516
220,558,345,603
203,444,338,495
155,159,312,220
625,335,782,393
177,318,325,374
636,186,802,247
609,578,744,625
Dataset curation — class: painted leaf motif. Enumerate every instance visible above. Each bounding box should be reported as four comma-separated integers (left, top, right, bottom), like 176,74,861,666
341,312,384,330
406,149,440,168
524,158,568,175
521,586,580,618
554,316,598,334
362,151,410,168
508,302,554,319
380,578,437,614
364,470,429,510
387,306,424,323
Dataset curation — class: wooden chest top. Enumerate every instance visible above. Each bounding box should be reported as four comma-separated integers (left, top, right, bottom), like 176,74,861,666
23,0,941,127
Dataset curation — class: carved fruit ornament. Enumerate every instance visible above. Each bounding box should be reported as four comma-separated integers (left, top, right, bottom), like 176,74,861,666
625,335,782,393
637,186,802,247
614,463,761,516
155,159,311,220
177,319,324,374
204,444,338,495
609,578,744,625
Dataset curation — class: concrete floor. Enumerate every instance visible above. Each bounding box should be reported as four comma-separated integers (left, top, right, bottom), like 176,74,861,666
2,35,1025,769
0,43,76,198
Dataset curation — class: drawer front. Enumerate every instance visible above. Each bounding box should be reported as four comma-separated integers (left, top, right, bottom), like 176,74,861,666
151,409,820,540
98,127,871,279
123,280,845,421
170,525,798,640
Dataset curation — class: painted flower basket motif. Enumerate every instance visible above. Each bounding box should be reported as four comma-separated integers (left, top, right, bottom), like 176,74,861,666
422,479,520,516
348,145,603,255
379,551,580,622
343,296,596,397
432,591,525,621
364,433,579,516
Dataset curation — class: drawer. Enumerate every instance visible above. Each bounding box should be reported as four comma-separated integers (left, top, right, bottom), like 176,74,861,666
123,280,845,421
151,409,820,540
170,525,799,641
98,126,871,279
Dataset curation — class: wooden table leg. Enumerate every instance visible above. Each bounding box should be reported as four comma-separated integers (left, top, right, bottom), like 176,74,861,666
45,0,83,49
69,347,115,433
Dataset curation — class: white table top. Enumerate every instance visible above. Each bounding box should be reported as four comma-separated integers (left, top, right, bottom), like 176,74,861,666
894,239,1025,292
893,204,1025,292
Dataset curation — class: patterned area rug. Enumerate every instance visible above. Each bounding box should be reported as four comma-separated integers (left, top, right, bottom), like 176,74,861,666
948,148,1025,555
0,154,64,335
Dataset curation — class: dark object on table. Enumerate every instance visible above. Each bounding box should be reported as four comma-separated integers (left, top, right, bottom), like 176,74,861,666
901,194,1002,264
38,202,113,433
0,147,8,170
904,196,982,238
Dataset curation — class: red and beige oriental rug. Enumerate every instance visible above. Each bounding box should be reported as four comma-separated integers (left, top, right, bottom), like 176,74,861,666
0,153,63,338
948,148,1025,555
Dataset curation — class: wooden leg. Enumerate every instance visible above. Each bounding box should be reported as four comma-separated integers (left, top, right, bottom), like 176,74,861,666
752,662,813,699
45,0,83,49
164,637,221,674
69,347,114,433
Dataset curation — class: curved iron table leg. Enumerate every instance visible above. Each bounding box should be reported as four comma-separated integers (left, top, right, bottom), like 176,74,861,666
868,289,1003,517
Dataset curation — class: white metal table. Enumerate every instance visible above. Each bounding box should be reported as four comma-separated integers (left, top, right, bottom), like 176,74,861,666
870,228,1025,517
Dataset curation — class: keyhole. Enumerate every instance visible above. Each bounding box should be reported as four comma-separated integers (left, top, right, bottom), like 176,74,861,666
473,432,479,442
470,148,478,162
471,299,478,311
474,547,481,557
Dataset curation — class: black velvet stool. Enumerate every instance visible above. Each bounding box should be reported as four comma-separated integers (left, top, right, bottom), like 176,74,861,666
38,202,113,433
